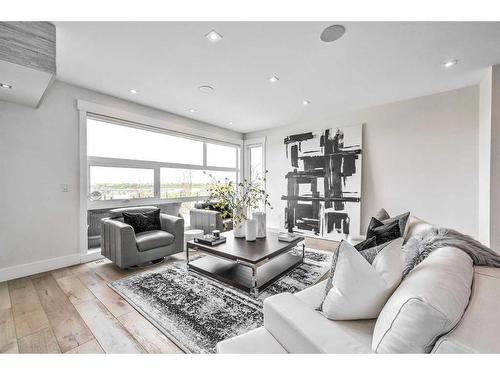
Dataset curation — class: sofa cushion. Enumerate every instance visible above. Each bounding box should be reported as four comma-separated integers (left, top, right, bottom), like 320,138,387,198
295,279,328,308
372,246,473,353
135,230,174,252
216,327,287,353
264,293,373,353
432,266,500,353
321,238,403,320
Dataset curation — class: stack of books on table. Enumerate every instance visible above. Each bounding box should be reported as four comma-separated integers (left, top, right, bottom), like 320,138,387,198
194,234,227,246
278,231,301,242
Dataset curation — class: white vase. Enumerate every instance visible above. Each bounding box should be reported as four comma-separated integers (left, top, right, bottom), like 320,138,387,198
234,221,246,238
233,207,247,238
245,219,257,241
253,212,267,238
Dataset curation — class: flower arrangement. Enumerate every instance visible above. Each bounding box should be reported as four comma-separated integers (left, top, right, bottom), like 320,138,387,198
203,171,272,228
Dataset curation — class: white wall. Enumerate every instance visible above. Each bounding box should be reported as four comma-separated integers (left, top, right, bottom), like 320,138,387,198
478,68,493,246
490,66,500,251
0,80,242,280
246,86,479,238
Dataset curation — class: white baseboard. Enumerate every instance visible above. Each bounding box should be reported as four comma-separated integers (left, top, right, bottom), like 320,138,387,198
0,253,81,283
81,249,104,263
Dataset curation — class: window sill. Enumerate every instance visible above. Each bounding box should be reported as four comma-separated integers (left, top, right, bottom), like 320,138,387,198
87,196,206,210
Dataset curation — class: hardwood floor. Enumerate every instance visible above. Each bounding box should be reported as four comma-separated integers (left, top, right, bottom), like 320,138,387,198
304,236,339,252
0,254,185,354
0,240,336,354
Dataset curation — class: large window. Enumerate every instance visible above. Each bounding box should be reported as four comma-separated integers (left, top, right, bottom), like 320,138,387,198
87,116,241,211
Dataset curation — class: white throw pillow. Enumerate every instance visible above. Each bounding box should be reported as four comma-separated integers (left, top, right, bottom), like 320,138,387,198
321,238,403,320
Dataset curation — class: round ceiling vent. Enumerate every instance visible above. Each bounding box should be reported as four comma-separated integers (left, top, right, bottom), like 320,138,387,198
320,25,346,42
199,85,214,94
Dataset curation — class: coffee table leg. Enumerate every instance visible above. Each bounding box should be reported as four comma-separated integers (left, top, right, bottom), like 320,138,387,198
250,265,259,298
186,243,190,266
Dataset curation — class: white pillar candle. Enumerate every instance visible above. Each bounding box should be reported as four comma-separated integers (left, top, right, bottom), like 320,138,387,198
253,212,267,238
245,219,257,241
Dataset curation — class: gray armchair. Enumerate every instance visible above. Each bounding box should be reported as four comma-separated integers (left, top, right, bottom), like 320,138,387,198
101,206,184,268
190,202,233,234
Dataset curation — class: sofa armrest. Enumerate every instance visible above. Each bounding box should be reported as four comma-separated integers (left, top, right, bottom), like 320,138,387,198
189,208,222,233
160,213,184,252
101,218,137,267
264,293,374,353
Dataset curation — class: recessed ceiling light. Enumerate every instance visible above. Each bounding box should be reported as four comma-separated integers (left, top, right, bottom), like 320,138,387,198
229,121,233,125
189,108,196,113
303,99,311,106
199,85,214,94
0,83,12,89
320,25,346,43
443,59,458,68
129,89,138,94
268,76,279,83
205,30,223,43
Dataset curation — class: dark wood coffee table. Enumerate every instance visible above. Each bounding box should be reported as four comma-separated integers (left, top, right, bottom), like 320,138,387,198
186,230,305,297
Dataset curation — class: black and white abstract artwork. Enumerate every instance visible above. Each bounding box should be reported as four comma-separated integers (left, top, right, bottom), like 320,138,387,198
282,125,362,240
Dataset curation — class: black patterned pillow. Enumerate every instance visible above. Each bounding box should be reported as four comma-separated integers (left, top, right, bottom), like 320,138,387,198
354,236,377,251
123,209,161,234
368,211,410,238
367,217,402,245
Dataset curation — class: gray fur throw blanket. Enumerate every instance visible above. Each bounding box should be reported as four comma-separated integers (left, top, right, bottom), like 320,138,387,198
403,226,500,276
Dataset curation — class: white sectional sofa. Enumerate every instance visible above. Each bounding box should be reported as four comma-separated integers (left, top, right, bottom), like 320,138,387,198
216,217,500,353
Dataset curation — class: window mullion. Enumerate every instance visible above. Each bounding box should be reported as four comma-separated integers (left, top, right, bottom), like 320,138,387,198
154,167,160,199
203,142,207,167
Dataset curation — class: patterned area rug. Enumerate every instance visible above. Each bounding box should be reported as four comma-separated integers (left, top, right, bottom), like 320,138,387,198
109,248,331,353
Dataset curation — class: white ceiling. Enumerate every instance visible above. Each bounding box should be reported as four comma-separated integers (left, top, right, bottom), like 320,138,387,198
0,59,54,107
55,22,500,133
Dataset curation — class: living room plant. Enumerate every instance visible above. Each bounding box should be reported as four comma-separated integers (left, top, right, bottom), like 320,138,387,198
203,171,272,236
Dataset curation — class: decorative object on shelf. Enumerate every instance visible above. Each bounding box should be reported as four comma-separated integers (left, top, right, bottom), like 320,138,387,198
204,171,273,238
253,211,267,238
245,218,257,241
282,125,363,240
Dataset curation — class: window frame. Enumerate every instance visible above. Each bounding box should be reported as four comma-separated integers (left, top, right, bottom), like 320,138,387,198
85,115,241,210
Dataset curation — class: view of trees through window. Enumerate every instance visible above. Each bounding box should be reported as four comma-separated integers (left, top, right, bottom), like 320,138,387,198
89,166,155,200
160,168,237,199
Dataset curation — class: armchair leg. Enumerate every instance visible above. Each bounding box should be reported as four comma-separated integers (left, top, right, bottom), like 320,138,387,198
151,257,165,264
